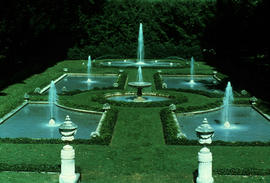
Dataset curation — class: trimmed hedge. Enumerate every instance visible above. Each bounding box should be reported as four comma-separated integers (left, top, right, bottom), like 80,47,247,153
91,92,188,108
160,108,183,144
117,71,128,90
153,73,163,90
214,167,270,176
89,108,118,145
0,138,94,145
175,100,222,113
0,163,81,174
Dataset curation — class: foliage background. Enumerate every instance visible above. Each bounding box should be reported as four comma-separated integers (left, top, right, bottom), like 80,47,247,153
0,0,269,100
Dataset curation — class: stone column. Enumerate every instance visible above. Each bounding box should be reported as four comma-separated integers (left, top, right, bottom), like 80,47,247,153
59,145,79,183
137,87,143,97
197,147,214,183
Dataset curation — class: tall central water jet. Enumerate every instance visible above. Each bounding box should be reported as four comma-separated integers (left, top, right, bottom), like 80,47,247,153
223,82,234,128
87,55,91,83
137,23,144,65
49,81,58,125
128,66,151,102
138,66,143,82
189,56,195,85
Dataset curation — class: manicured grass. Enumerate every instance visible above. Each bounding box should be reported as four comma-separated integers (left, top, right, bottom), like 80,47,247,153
111,108,165,146
214,175,270,183
0,172,58,183
0,59,270,182
1,143,270,182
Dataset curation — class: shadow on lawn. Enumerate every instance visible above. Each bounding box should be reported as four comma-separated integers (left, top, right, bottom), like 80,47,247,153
193,169,198,183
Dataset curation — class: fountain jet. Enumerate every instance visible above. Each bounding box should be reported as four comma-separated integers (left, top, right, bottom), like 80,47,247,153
138,66,143,82
189,56,195,85
128,66,151,102
136,23,144,65
87,55,91,83
49,81,58,125
223,82,234,128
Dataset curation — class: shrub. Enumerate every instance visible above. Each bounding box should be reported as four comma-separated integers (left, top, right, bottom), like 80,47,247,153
89,108,118,145
0,162,81,173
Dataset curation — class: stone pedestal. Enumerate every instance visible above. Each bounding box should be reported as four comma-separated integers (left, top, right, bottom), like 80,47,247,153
59,145,80,183
197,147,214,183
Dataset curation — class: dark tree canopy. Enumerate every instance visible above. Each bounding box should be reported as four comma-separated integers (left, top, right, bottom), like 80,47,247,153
0,0,269,100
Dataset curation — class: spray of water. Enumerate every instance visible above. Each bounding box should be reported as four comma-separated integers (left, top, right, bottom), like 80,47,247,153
49,81,58,125
137,66,143,82
190,56,195,84
223,81,234,128
87,55,91,82
137,23,144,64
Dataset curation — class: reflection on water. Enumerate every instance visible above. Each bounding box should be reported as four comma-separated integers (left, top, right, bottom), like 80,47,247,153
178,106,270,142
0,104,101,139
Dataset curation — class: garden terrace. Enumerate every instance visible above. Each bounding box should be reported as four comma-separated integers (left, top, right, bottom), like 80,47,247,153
0,59,270,182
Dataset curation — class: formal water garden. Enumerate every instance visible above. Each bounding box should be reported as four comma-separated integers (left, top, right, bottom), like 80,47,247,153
1,0,270,182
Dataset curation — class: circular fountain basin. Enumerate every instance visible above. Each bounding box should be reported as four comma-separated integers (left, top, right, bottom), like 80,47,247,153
99,60,181,67
107,95,170,103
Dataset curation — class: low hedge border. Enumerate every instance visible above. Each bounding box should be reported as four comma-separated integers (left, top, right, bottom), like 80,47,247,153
116,71,127,90
0,163,81,174
89,108,118,145
214,167,270,176
160,108,184,144
92,93,188,108
160,108,270,146
175,100,222,113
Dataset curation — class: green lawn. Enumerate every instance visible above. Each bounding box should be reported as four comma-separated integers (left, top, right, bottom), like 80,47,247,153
0,59,269,182
0,172,58,183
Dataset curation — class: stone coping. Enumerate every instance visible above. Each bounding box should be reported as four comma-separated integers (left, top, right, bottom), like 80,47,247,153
0,101,102,124
91,111,107,138
161,74,214,77
0,101,28,124
40,74,67,94
252,104,270,121
104,92,170,98
39,73,119,94
177,104,270,121
28,101,103,115
213,75,222,81
177,106,223,117
68,73,118,76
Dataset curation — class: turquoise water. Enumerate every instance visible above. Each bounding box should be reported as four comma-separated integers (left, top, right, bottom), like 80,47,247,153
178,106,270,142
0,104,101,139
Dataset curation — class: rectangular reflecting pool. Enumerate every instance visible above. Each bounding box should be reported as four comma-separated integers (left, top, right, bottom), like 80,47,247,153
54,75,118,94
0,104,101,139
177,106,270,142
162,75,222,93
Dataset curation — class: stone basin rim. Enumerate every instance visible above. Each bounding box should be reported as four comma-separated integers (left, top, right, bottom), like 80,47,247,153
128,82,152,88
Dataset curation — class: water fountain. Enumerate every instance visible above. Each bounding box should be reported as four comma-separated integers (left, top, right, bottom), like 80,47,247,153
223,81,234,128
99,23,180,68
128,66,152,102
87,55,91,83
189,56,195,85
136,23,144,65
49,81,58,125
